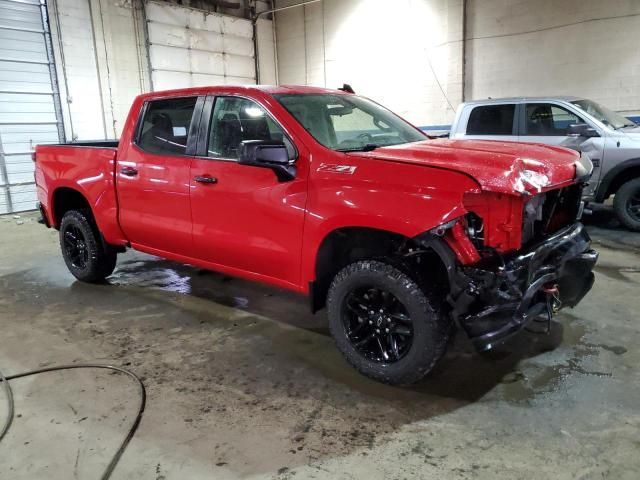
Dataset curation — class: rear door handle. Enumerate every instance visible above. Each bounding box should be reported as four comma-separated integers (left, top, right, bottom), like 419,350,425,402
194,175,217,184
120,166,138,176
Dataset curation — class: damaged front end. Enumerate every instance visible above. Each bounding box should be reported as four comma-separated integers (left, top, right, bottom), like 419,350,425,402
415,167,597,350
447,222,597,350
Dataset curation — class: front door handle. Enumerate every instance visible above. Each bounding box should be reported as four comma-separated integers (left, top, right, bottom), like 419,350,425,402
120,166,138,177
194,175,217,184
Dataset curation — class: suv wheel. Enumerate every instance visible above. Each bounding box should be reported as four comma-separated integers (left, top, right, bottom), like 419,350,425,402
327,260,450,385
59,210,117,282
613,178,640,231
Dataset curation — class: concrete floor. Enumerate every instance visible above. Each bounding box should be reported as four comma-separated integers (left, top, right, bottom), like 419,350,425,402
0,209,638,479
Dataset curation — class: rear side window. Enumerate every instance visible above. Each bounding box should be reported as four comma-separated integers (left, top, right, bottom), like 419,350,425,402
137,97,198,155
466,104,516,135
524,103,584,136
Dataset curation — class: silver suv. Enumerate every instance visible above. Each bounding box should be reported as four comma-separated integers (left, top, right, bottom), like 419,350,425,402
450,97,640,230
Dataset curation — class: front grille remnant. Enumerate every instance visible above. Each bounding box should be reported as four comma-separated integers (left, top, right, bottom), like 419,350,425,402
522,184,582,246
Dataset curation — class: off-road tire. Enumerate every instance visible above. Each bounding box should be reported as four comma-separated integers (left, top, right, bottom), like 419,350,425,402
613,178,640,231
327,260,450,385
59,210,117,283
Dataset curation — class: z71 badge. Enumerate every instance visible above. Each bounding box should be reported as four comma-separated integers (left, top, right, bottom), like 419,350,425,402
317,163,357,174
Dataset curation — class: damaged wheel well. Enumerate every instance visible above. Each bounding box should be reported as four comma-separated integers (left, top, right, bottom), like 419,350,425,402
310,227,451,313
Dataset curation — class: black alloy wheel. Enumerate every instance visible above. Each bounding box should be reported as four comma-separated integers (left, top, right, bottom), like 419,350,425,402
59,210,118,282
343,287,413,363
614,178,640,231
625,190,640,221
327,260,450,385
63,224,89,269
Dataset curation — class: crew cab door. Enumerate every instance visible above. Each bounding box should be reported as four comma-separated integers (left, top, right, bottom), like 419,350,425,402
116,95,202,254
518,102,606,192
189,95,308,288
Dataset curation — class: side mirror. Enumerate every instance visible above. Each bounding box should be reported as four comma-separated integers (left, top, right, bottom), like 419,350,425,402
568,123,599,138
238,140,296,182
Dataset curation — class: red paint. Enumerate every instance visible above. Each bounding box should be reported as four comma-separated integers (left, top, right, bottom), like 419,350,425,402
356,138,579,195
462,192,524,251
34,85,583,295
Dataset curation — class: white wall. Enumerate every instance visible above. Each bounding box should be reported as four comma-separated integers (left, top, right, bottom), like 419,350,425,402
257,17,277,84
48,0,149,139
274,0,640,126
274,0,463,127
47,0,276,140
48,0,107,140
465,0,640,116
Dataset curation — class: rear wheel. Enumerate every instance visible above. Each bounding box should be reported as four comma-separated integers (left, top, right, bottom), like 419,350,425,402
59,210,117,283
327,260,450,385
613,178,640,231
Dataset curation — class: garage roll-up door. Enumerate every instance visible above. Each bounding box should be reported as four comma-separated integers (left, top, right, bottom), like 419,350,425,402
0,0,62,214
0,0,63,214
145,0,256,91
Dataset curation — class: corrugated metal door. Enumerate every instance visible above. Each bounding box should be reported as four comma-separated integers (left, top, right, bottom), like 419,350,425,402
145,0,256,91
0,0,63,214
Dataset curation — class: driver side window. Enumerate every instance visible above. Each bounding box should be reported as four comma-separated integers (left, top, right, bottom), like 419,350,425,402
207,96,295,160
524,104,585,136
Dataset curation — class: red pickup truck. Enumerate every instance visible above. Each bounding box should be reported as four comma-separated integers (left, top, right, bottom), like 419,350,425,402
35,85,597,385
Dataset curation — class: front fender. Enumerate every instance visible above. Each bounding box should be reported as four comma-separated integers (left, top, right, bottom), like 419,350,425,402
300,160,480,287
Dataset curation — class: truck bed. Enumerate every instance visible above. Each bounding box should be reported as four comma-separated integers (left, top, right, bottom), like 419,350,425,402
34,141,121,237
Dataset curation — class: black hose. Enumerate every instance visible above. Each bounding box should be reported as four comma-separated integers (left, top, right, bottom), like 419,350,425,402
0,364,146,480
0,368,13,444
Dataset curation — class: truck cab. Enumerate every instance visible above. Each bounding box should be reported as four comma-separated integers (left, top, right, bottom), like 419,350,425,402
450,97,640,230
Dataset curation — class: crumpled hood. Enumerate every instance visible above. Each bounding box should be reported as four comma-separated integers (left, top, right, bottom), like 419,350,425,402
351,139,582,195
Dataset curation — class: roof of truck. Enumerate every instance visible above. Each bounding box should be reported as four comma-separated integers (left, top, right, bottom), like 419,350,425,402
137,84,351,101
462,96,583,105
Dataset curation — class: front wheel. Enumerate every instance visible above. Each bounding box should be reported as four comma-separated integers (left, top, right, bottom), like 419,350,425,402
613,178,640,231
327,260,450,385
59,210,117,283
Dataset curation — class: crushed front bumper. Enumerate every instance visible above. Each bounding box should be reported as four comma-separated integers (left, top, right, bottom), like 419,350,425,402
451,222,597,350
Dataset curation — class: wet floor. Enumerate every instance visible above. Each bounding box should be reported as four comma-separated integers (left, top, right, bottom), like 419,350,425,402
0,211,639,479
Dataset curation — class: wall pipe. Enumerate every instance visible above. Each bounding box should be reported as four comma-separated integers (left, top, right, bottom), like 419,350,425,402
461,0,467,101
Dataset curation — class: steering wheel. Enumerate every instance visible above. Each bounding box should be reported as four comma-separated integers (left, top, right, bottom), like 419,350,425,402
357,133,373,143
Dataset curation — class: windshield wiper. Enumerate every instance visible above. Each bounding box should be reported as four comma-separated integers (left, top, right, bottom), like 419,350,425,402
337,144,380,152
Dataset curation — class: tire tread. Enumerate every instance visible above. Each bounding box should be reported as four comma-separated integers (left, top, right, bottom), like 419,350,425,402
59,209,117,283
327,260,449,385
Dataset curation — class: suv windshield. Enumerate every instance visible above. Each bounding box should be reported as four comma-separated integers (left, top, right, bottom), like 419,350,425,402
274,94,427,151
571,99,636,129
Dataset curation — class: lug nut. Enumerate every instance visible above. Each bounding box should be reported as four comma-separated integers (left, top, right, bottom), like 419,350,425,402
369,320,373,324
385,328,389,332
376,329,380,333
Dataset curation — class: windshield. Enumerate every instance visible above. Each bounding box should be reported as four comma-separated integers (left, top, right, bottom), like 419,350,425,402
274,94,427,151
571,99,636,129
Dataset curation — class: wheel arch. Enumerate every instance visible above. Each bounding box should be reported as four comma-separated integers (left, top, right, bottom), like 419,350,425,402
308,226,454,313
596,157,640,202
51,186,92,228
